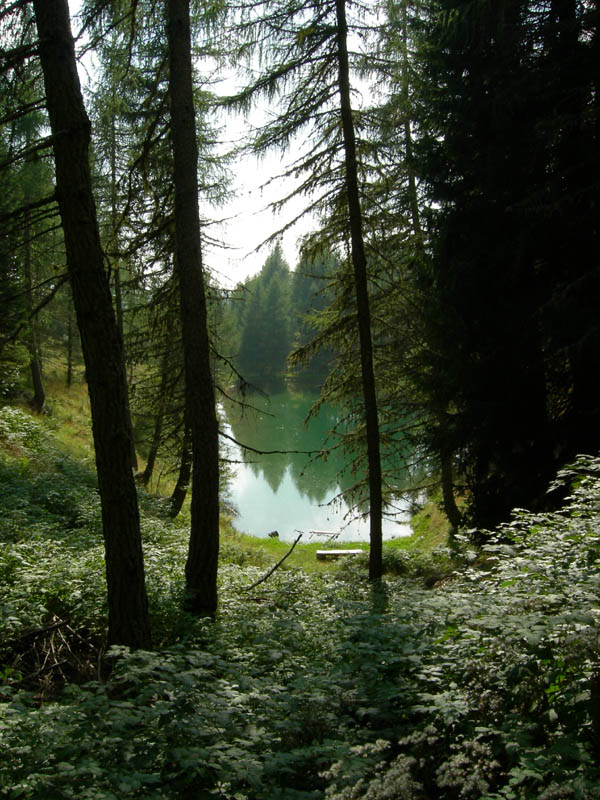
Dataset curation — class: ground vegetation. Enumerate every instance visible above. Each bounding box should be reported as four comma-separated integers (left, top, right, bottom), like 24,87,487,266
1,399,600,797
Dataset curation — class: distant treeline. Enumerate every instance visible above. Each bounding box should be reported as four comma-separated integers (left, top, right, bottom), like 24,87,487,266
222,244,335,393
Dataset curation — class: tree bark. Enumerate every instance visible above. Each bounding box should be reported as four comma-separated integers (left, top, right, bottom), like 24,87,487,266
109,108,138,471
334,0,383,581
33,0,151,649
23,208,45,413
170,416,192,518
167,0,220,614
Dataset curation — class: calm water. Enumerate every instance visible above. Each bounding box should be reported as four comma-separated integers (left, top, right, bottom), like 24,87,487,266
221,392,412,542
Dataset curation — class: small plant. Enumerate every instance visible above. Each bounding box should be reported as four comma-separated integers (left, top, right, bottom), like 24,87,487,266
0,406,45,450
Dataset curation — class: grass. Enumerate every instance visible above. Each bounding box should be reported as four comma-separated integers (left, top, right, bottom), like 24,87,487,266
21,362,449,575
218,520,371,573
44,376,94,462
406,494,453,550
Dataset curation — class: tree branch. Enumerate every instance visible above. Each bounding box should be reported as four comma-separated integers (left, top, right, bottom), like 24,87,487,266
243,532,303,591
218,428,322,457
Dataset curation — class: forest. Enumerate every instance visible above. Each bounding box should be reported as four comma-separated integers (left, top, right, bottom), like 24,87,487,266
1,0,600,797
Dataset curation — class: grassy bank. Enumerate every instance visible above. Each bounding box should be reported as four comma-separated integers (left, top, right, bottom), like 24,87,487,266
22,369,450,573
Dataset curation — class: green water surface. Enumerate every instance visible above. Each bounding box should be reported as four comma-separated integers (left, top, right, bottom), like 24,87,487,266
222,392,411,542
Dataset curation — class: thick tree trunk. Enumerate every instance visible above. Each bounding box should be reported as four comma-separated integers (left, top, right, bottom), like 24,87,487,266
334,0,383,581
33,0,151,649
167,0,220,614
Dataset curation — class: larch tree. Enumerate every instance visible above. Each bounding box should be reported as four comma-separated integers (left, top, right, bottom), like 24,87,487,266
228,0,385,578
32,0,151,648
167,0,220,614
81,0,225,608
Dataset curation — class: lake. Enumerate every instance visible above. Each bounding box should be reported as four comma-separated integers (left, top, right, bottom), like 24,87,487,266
221,392,413,542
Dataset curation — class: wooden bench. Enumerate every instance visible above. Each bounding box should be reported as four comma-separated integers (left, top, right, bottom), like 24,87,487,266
316,549,364,560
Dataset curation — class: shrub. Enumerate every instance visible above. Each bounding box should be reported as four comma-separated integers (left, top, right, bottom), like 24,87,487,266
0,406,44,450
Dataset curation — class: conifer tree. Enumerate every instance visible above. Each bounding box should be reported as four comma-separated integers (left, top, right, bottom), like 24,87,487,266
228,0,385,578
289,251,334,390
82,0,226,611
32,0,151,647
414,0,600,526
236,245,292,392
167,0,220,615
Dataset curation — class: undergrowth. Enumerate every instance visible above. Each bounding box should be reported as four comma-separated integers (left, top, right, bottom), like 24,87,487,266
1,405,600,798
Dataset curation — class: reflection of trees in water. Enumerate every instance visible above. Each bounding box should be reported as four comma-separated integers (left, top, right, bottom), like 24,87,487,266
224,391,413,513
248,453,286,493
225,392,348,501
289,452,336,504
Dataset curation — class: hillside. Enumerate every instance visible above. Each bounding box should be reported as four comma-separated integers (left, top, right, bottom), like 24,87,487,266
1,396,600,798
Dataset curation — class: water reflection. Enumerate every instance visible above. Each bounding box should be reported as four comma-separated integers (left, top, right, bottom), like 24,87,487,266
222,392,412,542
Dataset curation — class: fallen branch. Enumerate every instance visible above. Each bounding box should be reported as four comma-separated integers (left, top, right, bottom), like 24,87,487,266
243,532,303,591
13,619,64,645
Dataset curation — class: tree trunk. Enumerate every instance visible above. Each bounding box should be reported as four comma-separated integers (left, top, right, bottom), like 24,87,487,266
139,402,163,487
334,0,383,581
167,0,220,615
170,416,192,518
440,445,461,534
23,208,45,413
66,292,73,386
33,0,151,649
140,345,170,487
399,6,460,531
109,109,138,471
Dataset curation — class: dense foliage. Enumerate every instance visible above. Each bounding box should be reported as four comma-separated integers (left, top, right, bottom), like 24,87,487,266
223,244,334,393
2,0,599,540
2,8,600,791
2,405,600,798
412,0,600,526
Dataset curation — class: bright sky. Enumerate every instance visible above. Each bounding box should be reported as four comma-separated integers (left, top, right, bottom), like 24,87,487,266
70,1,315,289
203,99,316,288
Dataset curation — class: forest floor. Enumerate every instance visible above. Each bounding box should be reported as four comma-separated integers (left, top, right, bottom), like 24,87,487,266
1,381,600,798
